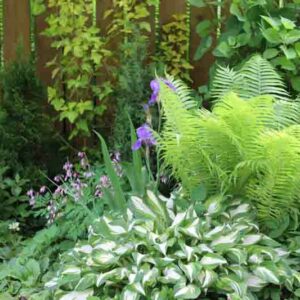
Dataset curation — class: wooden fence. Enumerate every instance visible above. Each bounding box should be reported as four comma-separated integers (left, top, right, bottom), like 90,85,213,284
2,0,216,88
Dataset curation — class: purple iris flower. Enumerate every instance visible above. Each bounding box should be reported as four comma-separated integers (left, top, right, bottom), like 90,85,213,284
148,78,176,106
132,124,156,151
149,79,160,105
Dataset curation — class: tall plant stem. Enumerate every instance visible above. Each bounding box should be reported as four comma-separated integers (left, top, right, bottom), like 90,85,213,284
0,0,3,67
279,0,284,8
216,0,222,38
186,0,191,62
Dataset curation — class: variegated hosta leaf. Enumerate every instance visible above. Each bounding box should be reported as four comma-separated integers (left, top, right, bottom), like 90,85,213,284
180,218,201,239
174,284,201,299
242,234,262,246
142,268,159,286
161,266,185,284
229,203,251,218
246,275,267,290
198,269,217,288
146,190,168,220
59,290,94,300
121,288,139,300
200,253,227,269
204,194,224,216
253,265,280,285
91,249,119,266
216,276,246,296
179,261,202,282
96,268,128,286
225,248,247,265
131,196,156,219
211,230,240,250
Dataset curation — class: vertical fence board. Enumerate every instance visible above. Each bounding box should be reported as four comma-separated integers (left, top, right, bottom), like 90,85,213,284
190,6,215,87
36,8,55,85
160,0,186,24
3,0,30,62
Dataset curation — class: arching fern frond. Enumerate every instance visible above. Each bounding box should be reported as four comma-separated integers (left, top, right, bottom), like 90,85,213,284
211,65,244,100
165,73,198,109
246,126,300,224
240,55,290,100
211,55,290,101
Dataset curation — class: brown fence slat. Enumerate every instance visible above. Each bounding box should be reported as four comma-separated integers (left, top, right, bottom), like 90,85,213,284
36,8,55,85
3,0,31,62
190,6,215,87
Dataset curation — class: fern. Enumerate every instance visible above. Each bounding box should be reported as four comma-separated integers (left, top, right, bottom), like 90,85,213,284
165,73,198,109
210,65,243,100
158,80,300,231
211,55,290,101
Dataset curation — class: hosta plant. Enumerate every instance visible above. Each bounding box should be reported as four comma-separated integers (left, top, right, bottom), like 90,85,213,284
47,192,300,299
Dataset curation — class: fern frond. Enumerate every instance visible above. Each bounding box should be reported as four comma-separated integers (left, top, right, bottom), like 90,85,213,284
211,55,290,101
211,65,244,100
246,126,300,223
240,55,290,101
165,73,198,109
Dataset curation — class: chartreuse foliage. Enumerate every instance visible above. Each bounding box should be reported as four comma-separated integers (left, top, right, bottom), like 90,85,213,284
159,14,193,82
44,0,112,140
157,73,300,233
48,192,300,299
104,0,158,39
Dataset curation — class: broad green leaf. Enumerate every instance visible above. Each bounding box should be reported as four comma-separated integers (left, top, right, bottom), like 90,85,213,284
188,0,205,8
295,42,300,56
230,3,244,21
261,28,281,44
291,76,300,92
263,48,279,59
261,16,280,29
285,30,300,44
195,20,212,38
280,45,296,59
280,17,295,30
194,36,212,61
